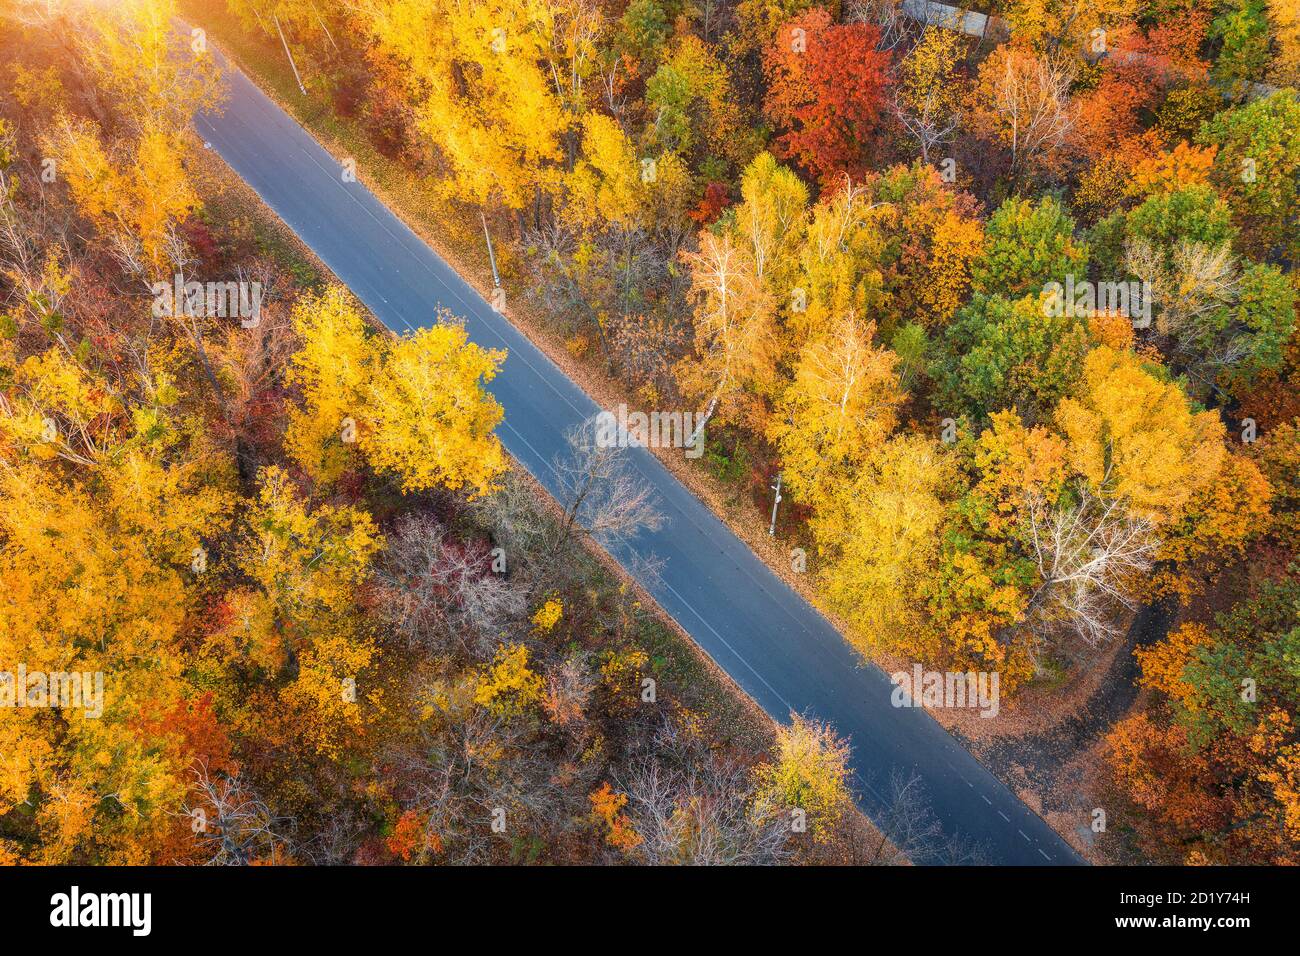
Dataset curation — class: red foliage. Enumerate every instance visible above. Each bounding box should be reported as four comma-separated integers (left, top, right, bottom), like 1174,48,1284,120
763,9,891,187
1073,13,1211,163
132,692,236,776
179,219,221,271
689,182,732,225
1237,330,1300,430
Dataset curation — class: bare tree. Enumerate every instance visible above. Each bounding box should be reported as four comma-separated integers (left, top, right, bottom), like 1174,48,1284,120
845,0,913,52
471,470,555,560
375,513,528,657
621,755,793,865
979,48,1077,182
390,698,582,865
184,764,290,866
1024,484,1158,649
1127,238,1240,341
302,809,369,865
851,769,989,865
542,654,596,729
893,88,961,165
891,24,965,163
1126,237,1257,393
553,416,664,550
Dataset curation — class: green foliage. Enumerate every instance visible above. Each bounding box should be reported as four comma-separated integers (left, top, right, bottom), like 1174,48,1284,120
1200,92,1300,256
936,293,1091,423
1179,577,1300,744
620,0,676,63
970,196,1089,298
1210,0,1272,85
1124,184,1238,257
1225,263,1298,390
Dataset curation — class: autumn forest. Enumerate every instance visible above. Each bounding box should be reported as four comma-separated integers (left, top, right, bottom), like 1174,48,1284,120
0,0,1297,871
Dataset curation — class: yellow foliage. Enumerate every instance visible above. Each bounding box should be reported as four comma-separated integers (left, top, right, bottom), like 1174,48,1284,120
1003,0,1138,54
814,435,953,659
565,113,644,230
1154,451,1273,595
599,646,649,706
237,465,381,627
1136,622,1211,711
769,313,903,508
281,631,379,759
1130,142,1218,197
531,599,563,634
1087,308,1137,350
474,643,544,719
356,0,580,209
973,410,1069,537
753,715,851,842
1269,0,1300,86
362,322,507,497
284,286,375,484
45,118,200,270
675,229,780,426
286,288,507,497
897,25,966,128
1056,346,1224,524
917,209,984,328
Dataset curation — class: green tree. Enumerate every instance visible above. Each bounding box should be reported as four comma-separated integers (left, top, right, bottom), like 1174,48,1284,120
970,196,1088,298
1200,92,1300,257
937,293,1091,423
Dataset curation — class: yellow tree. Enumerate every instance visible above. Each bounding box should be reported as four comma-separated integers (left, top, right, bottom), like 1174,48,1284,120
1002,0,1139,55
732,151,809,300
564,113,644,231
39,0,221,271
362,319,507,497
474,642,545,720
76,0,222,133
866,163,986,332
753,714,853,843
791,180,892,345
1270,0,1300,86
44,119,201,271
284,286,377,485
229,466,382,757
814,435,953,662
769,312,903,508
894,25,967,163
1055,345,1224,526
357,0,599,210
285,288,507,496
676,231,779,437
1154,450,1272,597
235,465,381,628
0,342,234,863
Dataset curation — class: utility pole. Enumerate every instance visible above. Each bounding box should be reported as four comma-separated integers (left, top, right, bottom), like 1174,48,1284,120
481,211,501,290
274,15,307,96
768,472,782,537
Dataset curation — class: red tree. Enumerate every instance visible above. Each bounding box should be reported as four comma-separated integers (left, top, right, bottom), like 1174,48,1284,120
689,182,732,224
763,9,891,186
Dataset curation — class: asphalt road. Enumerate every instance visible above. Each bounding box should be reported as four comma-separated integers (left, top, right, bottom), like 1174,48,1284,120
196,54,1084,866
